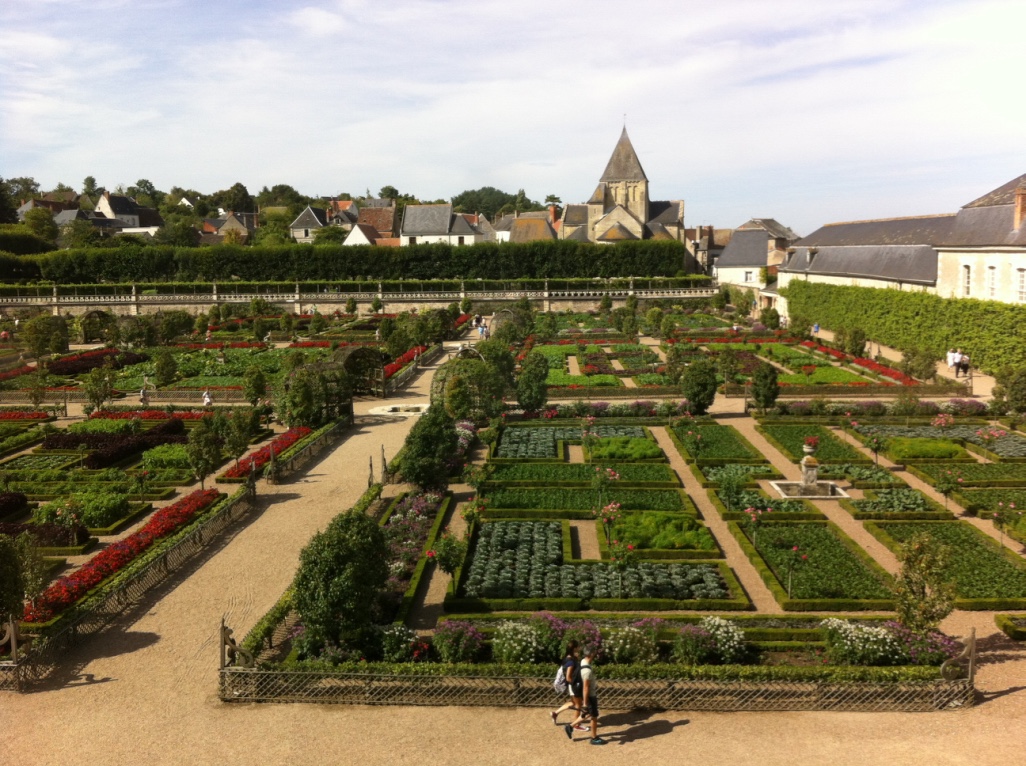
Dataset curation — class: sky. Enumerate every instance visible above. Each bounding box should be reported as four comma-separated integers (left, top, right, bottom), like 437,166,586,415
1,0,1024,234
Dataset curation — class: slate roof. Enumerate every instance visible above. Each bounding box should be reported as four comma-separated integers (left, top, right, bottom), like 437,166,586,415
290,206,327,229
597,222,638,241
796,215,955,247
588,183,607,205
363,198,393,208
564,226,591,242
518,211,549,220
648,200,684,226
938,205,1026,248
135,208,165,227
450,214,479,236
600,128,648,182
716,229,772,268
563,204,589,226
962,173,1026,209
54,209,89,225
401,204,453,235
509,218,556,243
646,222,675,241
781,244,937,285
358,206,396,236
493,214,515,232
737,218,799,240
105,193,138,215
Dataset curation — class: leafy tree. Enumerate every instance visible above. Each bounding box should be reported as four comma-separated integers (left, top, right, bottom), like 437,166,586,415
680,358,718,415
4,176,39,202
664,342,694,385
292,509,389,647
892,532,956,635
599,293,613,313
516,351,549,412
83,359,117,412
441,359,504,420
759,307,781,330
475,339,515,390
751,362,780,413
370,296,383,313
309,311,326,334
243,365,267,406
153,220,200,247
313,226,347,244
0,535,24,623
430,532,467,578
14,532,47,610
186,417,222,489
209,182,254,213
23,208,58,242
845,327,867,357
225,410,254,467
25,371,47,410
279,311,294,335
153,348,178,387
82,176,99,196
717,348,740,383
398,406,458,489
0,178,20,224
460,296,472,314
660,315,677,339
23,315,68,358
59,218,102,248
345,297,357,314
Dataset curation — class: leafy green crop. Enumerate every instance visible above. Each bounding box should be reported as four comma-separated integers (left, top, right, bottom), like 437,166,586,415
489,463,676,484
851,489,933,514
485,487,685,511
612,512,717,550
761,425,865,462
673,424,761,461
588,437,664,461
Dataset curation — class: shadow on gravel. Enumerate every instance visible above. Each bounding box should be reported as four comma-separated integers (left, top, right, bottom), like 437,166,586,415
974,631,1026,668
976,685,1026,705
603,714,690,745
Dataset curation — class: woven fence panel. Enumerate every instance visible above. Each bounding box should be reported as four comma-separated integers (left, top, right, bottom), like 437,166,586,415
13,491,256,688
219,669,974,712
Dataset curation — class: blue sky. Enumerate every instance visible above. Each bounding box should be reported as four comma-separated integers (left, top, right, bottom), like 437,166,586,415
1,0,1024,233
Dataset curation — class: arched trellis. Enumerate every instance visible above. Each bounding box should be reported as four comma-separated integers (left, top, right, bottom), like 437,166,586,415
79,309,117,343
282,358,355,427
430,345,486,404
331,345,387,397
487,308,517,335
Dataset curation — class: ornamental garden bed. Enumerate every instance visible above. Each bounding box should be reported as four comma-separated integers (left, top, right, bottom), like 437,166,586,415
853,425,1026,462
947,488,1026,541
492,425,648,461
818,463,907,489
448,520,748,612
839,489,952,521
909,462,1026,488
995,614,1026,641
669,423,765,464
693,463,784,488
708,489,823,521
863,521,1026,609
729,520,895,611
778,367,874,386
584,436,667,462
486,462,680,488
481,487,695,518
757,425,869,464
598,512,724,560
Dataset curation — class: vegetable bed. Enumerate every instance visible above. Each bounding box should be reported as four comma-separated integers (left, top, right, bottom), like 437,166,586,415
672,424,763,462
758,425,868,463
488,463,678,486
484,487,688,513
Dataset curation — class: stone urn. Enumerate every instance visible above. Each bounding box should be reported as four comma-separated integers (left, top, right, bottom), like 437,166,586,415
802,444,816,455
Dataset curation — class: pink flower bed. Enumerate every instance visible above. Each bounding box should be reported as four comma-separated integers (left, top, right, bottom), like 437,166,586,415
23,489,222,623
221,427,313,478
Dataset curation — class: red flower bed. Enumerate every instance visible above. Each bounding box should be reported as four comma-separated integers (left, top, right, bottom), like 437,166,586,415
385,345,428,379
90,409,208,420
454,313,472,328
48,348,147,376
0,365,34,382
667,337,796,345
0,410,49,420
852,357,916,386
799,340,847,360
23,489,222,622
221,427,313,478
173,341,268,350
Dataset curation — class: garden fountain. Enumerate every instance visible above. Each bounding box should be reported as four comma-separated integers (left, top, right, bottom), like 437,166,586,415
770,445,849,499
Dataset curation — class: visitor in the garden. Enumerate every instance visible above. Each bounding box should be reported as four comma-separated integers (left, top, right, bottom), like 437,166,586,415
946,348,956,372
953,349,964,377
202,389,213,408
565,646,605,745
812,322,820,336
550,641,587,728
959,352,971,378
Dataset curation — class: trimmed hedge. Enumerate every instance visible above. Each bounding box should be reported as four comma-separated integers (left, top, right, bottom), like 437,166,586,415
782,279,1026,370
994,614,1026,641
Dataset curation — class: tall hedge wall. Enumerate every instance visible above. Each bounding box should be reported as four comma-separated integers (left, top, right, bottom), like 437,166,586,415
0,225,54,255
783,280,1026,370
7,240,691,283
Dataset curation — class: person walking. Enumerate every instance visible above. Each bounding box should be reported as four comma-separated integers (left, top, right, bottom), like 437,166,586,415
946,348,956,373
959,352,971,379
953,348,964,378
550,641,587,728
564,646,606,745
812,322,820,336
202,389,213,408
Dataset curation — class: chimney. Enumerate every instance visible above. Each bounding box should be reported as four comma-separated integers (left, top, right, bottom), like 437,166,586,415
548,205,557,225
1015,181,1026,230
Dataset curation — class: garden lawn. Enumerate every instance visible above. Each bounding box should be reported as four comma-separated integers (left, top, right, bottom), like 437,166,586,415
868,521,1026,600
742,522,892,600
673,423,762,461
484,487,687,512
760,424,867,463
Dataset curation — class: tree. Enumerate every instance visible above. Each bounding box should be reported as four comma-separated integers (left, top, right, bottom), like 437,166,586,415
186,417,222,489
153,348,178,387
243,365,267,406
313,226,347,244
345,297,357,314
82,176,99,196
680,358,718,415
14,532,47,610
0,178,19,223
25,371,47,410
475,339,515,390
430,532,467,578
599,294,613,313
398,406,458,489
751,362,780,413
225,411,254,467
0,535,24,623
759,307,781,330
516,351,550,412
153,220,200,247
292,509,389,648
209,182,254,213
370,296,383,313
4,176,39,202
664,342,694,385
59,218,102,248
717,348,740,383
83,360,117,412
309,311,326,334
23,208,58,242
893,532,956,635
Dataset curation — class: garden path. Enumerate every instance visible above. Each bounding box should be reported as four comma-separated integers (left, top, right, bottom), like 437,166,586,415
729,418,902,575
650,425,780,613
566,355,582,376
570,519,602,560
406,483,470,634
640,336,667,361
621,377,637,388
832,426,1026,557
566,444,585,463
610,359,626,371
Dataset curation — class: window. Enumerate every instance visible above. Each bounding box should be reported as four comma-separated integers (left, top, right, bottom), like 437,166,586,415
303,229,310,238
1019,269,1026,302
457,236,465,245
963,265,971,297
988,265,996,298
744,271,753,282
409,236,417,245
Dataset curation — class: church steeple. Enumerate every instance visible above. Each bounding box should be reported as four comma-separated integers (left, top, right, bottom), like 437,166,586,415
600,127,648,182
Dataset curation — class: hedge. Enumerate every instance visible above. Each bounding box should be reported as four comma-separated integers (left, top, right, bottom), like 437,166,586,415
782,279,1026,370
14,240,697,283
994,614,1026,641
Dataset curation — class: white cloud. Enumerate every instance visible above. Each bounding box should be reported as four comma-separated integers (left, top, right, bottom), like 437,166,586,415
0,0,1023,232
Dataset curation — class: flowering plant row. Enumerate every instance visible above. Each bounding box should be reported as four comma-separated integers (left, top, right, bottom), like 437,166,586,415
90,409,208,420
852,357,916,386
173,341,268,350
384,345,428,379
48,348,147,376
0,410,49,420
454,313,472,328
287,340,378,348
23,489,223,622
221,427,313,478
0,365,35,382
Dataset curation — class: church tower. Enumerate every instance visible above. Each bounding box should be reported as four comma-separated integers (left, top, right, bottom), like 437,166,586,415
598,127,649,225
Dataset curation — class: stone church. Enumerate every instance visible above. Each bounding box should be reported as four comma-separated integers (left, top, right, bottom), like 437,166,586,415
559,128,685,243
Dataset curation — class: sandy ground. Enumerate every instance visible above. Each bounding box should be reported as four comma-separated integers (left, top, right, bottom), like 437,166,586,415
3,345,1026,766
